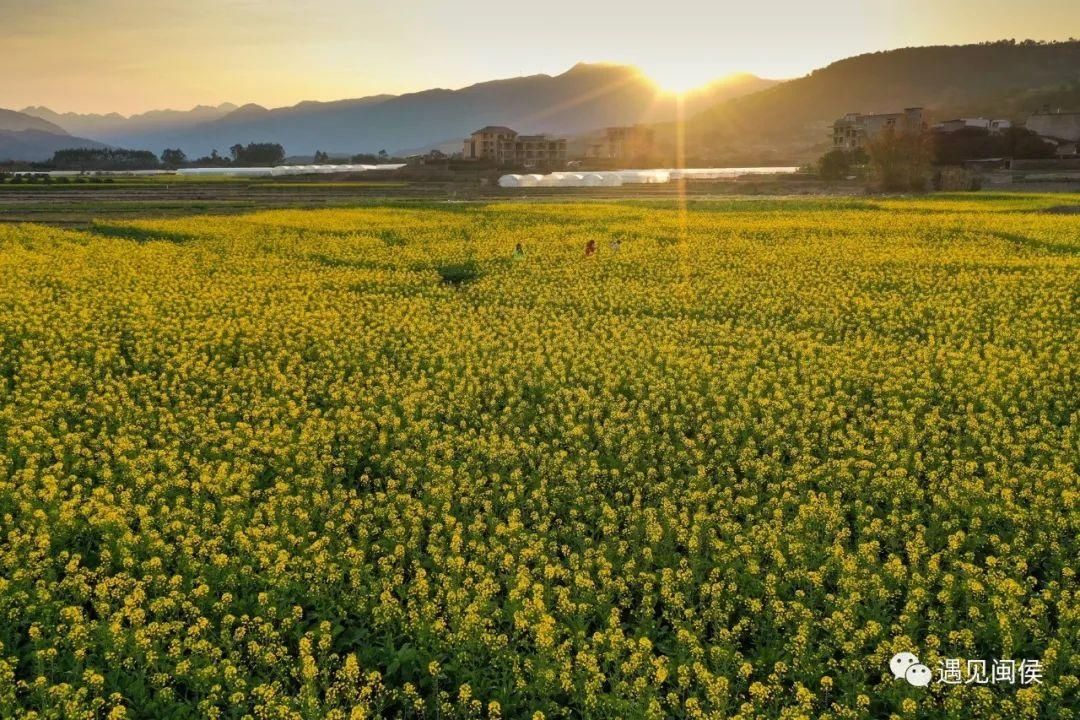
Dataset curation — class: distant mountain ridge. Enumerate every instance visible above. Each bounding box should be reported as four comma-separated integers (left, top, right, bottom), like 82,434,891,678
0,108,109,161
0,128,107,162
21,103,241,145
0,108,69,135
24,66,776,157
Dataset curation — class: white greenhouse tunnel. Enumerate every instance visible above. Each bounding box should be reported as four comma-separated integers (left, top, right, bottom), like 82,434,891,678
498,167,799,188
177,163,405,177
14,164,408,178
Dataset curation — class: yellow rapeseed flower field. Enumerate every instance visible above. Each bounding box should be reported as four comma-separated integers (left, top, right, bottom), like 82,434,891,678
0,195,1077,719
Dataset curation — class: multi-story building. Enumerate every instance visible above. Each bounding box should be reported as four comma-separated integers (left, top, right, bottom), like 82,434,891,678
932,117,1011,133
462,126,567,166
1025,110,1080,142
514,135,567,166
462,126,517,162
831,108,925,150
585,125,655,161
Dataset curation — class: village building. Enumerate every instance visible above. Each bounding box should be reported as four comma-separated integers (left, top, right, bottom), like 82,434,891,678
831,108,925,150
584,125,656,161
462,126,567,166
932,117,1011,133
1021,109,1080,157
1053,142,1078,158
1024,110,1080,142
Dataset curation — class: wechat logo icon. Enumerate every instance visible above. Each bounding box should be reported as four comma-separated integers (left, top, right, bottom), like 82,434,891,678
890,652,931,687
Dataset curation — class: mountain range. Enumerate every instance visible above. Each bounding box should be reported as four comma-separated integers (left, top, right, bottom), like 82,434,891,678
20,103,240,142
0,109,106,161
18,67,774,158
4,40,1079,164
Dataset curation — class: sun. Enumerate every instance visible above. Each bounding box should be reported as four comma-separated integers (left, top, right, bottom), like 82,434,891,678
645,62,720,95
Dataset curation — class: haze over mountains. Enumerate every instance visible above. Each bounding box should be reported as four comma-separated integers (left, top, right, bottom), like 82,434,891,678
0,109,106,161
19,66,775,157
3,40,1079,163
21,103,240,142
0,108,69,135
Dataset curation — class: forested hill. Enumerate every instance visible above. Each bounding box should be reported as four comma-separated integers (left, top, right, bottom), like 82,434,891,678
675,40,1080,162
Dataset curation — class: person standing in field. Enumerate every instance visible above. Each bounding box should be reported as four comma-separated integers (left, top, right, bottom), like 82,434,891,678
513,242,525,260
611,238,621,253
585,239,597,257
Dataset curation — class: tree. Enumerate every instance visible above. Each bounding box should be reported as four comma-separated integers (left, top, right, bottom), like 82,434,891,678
313,150,330,164
867,126,933,192
930,126,1056,165
817,148,868,181
997,127,1056,160
160,148,187,167
193,149,229,167
349,151,404,164
48,148,160,171
228,142,286,166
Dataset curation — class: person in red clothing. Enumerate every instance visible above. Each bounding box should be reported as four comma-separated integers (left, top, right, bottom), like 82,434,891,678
584,239,597,257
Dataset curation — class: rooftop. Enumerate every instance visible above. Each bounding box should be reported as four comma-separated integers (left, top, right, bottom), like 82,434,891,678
472,126,517,135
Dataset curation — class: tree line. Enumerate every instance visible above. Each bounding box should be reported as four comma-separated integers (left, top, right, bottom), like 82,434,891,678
30,143,408,171
817,125,1058,191
45,143,287,170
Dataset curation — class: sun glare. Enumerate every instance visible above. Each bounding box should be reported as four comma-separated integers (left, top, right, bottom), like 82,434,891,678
645,63,721,94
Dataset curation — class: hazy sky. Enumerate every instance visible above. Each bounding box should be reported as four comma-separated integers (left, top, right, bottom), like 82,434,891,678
2,0,1077,115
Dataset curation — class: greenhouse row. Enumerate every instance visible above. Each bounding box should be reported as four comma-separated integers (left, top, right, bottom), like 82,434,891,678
11,164,408,178
177,164,406,177
498,166,799,188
